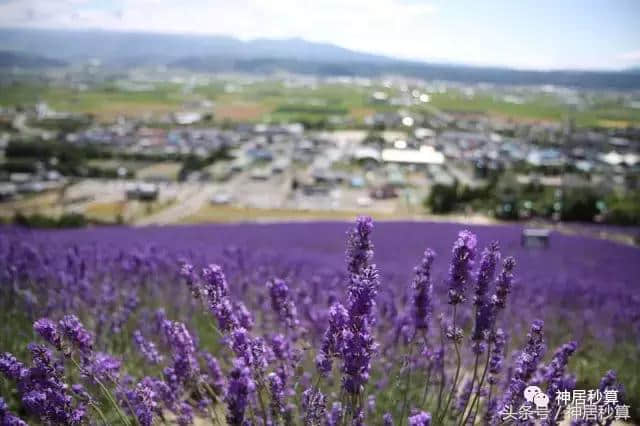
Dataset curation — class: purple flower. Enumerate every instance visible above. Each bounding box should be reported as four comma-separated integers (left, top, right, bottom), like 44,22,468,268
408,411,431,426
58,315,93,354
201,264,229,305
447,230,477,305
132,379,158,426
455,379,473,414
340,321,377,394
250,337,269,372
541,341,578,426
163,320,199,382
327,402,343,426
87,352,121,381
316,302,349,376
598,369,617,393
346,216,374,275
22,390,47,413
383,412,394,426
202,352,226,396
33,318,62,350
225,359,255,426
488,329,507,385
302,387,326,426
498,320,546,416
347,266,380,324
133,330,164,364
267,278,299,328
230,327,253,366
177,402,194,426
491,256,516,311
0,353,26,381
412,249,436,332
180,263,200,298
0,397,27,426
471,243,501,352
210,297,238,333
70,404,87,425
267,372,286,418
234,301,254,331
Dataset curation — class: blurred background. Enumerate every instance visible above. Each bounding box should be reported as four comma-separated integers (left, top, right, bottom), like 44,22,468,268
0,0,639,243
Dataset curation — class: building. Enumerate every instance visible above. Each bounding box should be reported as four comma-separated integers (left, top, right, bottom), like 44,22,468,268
381,145,445,166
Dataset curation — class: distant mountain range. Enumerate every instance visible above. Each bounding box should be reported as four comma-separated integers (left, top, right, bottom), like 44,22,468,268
1,27,640,90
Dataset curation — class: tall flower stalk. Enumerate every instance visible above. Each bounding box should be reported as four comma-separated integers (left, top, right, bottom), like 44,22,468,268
436,230,477,425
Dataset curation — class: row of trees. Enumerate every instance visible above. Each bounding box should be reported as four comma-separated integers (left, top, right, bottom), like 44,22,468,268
424,179,640,226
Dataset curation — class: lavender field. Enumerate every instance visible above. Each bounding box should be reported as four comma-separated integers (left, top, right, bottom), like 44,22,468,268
1,219,639,425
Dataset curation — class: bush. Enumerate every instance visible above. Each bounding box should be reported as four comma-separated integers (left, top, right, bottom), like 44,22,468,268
425,183,458,213
560,188,600,222
13,212,88,228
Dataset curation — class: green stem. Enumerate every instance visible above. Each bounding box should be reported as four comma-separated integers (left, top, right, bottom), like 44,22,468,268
90,401,110,426
400,342,415,425
435,328,446,418
201,382,223,426
420,368,433,409
255,376,270,426
70,357,132,426
456,353,480,426
438,306,461,425
464,343,492,426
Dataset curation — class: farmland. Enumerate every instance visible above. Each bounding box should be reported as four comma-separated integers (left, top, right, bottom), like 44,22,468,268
1,219,638,424
2,78,640,127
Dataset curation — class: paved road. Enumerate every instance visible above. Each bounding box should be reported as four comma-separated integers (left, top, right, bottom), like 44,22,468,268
135,183,217,225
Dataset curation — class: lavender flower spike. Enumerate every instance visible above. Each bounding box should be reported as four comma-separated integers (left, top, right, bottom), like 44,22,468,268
201,264,229,305
302,387,327,426
133,330,164,364
471,242,501,352
408,411,432,426
267,278,299,328
541,341,578,426
497,320,546,418
0,397,27,426
316,302,349,376
59,314,93,353
412,249,436,333
491,256,516,311
447,230,477,305
346,216,374,275
33,318,62,350
225,359,255,426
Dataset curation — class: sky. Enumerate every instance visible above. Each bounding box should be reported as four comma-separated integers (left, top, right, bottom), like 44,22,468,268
0,0,639,71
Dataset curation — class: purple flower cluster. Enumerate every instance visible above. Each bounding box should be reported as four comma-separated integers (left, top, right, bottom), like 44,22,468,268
470,242,501,352
1,343,85,425
316,302,349,376
0,397,27,426
225,359,255,426
126,378,159,426
302,387,327,426
408,411,431,426
267,278,299,328
133,330,164,364
58,314,93,354
346,215,374,275
496,320,546,420
0,217,634,425
446,230,477,305
412,249,436,333
162,320,199,383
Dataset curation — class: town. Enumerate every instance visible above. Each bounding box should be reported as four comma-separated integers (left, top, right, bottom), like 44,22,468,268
1,70,639,232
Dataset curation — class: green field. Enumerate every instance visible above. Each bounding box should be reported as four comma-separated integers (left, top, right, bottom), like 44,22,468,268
1,79,639,128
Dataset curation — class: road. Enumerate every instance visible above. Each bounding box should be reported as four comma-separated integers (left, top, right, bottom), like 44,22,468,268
135,183,217,225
